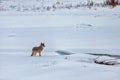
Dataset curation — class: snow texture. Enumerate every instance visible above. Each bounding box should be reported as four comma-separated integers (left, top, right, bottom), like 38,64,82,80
0,0,120,80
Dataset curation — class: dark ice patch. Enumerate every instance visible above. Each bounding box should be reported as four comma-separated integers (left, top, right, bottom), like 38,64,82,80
56,50,75,55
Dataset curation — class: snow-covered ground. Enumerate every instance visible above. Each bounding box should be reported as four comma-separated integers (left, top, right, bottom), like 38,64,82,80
0,0,120,80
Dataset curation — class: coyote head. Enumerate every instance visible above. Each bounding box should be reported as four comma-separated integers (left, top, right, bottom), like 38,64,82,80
40,43,45,47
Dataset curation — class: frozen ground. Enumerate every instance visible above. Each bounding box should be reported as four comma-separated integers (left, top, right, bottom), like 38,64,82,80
0,0,120,80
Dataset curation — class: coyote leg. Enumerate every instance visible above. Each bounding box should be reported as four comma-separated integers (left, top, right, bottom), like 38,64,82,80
31,51,34,56
39,52,41,56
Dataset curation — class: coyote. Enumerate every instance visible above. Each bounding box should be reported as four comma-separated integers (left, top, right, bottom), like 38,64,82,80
31,43,45,56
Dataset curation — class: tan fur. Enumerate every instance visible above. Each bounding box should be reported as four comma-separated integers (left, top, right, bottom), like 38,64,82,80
31,43,45,56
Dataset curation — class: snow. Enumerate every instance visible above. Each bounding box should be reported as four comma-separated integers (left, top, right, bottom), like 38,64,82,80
0,0,120,80
0,51,120,80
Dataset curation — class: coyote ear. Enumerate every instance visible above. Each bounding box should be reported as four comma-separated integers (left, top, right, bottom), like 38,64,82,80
41,42,44,44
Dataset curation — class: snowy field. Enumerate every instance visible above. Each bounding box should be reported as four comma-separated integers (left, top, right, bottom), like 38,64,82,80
0,0,120,80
